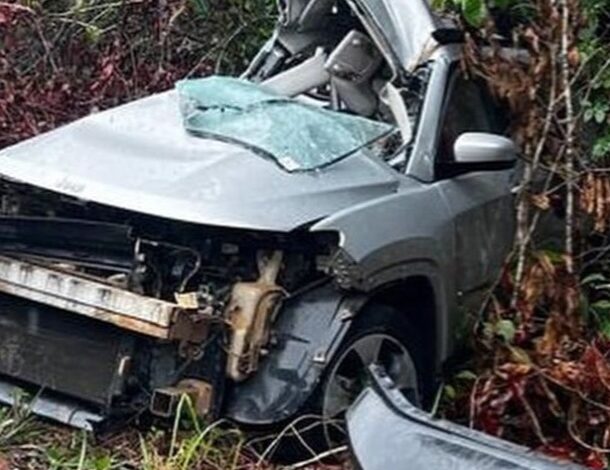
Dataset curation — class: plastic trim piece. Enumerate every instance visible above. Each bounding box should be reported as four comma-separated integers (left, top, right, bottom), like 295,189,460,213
347,365,585,470
0,255,180,339
0,377,104,431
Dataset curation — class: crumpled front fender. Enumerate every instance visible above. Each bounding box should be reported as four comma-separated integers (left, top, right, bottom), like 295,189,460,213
224,282,366,425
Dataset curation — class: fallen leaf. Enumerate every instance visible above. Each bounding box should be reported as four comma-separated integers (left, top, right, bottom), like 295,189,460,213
531,193,551,210
568,47,580,67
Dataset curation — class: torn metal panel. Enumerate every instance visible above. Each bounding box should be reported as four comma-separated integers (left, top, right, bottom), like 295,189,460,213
347,366,584,470
0,255,181,339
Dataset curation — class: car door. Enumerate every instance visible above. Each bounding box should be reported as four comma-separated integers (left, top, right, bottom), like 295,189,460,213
435,72,516,295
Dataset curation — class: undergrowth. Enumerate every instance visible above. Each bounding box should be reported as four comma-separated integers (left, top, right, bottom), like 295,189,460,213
436,0,610,468
0,395,349,469
0,0,277,149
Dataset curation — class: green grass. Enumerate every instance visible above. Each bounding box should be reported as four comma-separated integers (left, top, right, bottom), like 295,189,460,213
0,395,350,470
0,395,260,469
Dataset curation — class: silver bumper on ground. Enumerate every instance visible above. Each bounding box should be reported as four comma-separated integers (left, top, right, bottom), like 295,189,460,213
347,365,584,470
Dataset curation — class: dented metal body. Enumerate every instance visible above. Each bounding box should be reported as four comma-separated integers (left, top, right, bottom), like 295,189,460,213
0,0,517,434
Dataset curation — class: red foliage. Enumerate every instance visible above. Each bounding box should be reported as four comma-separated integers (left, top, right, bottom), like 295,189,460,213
455,255,610,468
0,0,238,149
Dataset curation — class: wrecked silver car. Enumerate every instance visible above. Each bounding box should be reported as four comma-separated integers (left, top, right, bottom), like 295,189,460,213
0,0,516,447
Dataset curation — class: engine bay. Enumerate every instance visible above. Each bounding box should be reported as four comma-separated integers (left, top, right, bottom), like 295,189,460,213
0,177,337,424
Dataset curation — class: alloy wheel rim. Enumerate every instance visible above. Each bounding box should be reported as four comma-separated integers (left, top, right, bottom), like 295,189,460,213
321,333,419,447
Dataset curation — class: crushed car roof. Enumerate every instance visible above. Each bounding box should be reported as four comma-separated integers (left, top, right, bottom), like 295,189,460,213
281,0,440,69
350,0,440,69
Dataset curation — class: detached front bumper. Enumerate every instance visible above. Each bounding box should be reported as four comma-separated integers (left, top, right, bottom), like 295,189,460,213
347,365,584,470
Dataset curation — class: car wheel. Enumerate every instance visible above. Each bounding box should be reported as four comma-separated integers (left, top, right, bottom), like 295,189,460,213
271,303,425,461
319,303,422,447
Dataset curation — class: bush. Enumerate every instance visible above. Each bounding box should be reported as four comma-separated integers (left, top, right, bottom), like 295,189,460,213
0,0,276,148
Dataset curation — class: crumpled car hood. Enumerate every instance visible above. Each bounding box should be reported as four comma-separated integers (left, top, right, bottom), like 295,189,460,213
0,90,399,232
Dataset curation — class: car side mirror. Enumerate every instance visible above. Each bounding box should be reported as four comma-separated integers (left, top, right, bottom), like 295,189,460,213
454,133,517,165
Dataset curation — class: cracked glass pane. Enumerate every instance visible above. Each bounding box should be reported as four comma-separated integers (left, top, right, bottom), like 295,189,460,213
177,76,395,172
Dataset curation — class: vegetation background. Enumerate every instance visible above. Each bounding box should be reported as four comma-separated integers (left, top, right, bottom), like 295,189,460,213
0,0,276,149
1,0,610,468
436,1,610,468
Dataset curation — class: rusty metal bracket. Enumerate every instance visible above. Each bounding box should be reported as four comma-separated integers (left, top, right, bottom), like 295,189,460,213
150,379,214,418
0,255,183,338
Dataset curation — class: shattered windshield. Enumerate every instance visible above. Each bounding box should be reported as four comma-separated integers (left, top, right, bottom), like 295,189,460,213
177,77,395,172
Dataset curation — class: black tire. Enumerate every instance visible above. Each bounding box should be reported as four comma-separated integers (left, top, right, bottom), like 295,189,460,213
270,303,426,462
